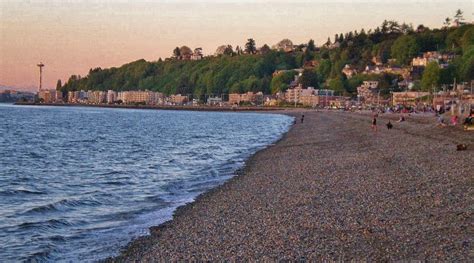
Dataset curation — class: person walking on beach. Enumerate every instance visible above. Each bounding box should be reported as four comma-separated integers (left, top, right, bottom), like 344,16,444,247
371,115,377,132
301,115,304,123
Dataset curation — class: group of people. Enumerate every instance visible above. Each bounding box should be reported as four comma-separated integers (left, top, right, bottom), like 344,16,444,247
437,114,463,127
371,114,403,132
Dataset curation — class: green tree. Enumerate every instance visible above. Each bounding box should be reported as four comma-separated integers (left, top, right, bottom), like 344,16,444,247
325,37,331,46
444,17,451,28
307,39,316,51
56,79,62,90
224,45,234,56
459,45,474,81
328,77,346,95
454,9,464,24
260,44,271,54
317,59,332,82
173,47,181,59
299,69,319,88
421,61,440,91
245,38,257,54
391,35,420,65
270,71,295,94
461,26,474,52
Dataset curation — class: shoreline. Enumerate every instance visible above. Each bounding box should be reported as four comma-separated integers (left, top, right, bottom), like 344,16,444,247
13,102,291,112
104,111,301,262
107,110,472,261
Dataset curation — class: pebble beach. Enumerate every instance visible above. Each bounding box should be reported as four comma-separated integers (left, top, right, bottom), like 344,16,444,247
110,110,473,261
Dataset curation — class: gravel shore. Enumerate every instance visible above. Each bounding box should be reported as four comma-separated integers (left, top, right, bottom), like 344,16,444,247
111,110,473,261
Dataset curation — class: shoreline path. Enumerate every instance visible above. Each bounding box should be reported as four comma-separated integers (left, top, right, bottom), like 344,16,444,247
112,111,473,261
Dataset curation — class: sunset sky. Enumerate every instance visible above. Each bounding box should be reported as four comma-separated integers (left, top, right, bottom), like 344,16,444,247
0,0,472,90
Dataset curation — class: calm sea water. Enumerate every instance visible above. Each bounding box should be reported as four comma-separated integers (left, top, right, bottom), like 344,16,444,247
0,104,292,262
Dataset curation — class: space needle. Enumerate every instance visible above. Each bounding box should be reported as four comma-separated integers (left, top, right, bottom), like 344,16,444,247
37,62,44,92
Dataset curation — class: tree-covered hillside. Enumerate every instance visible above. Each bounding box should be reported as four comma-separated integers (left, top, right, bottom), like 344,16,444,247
61,14,473,99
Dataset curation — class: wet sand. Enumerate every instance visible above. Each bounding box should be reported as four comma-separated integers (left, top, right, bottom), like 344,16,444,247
110,110,473,261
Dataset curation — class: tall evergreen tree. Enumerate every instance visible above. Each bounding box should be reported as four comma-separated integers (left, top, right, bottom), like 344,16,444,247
56,79,62,90
325,37,331,46
307,39,316,51
245,38,257,54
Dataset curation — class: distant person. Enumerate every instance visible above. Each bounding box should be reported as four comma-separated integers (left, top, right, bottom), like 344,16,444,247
437,115,446,127
386,121,393,130
371,115,377,132
451,115,458,126
397,115,405,122
463,114,473,125
301,115,304,123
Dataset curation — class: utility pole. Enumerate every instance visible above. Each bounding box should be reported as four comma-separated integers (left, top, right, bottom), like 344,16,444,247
37,62,44,92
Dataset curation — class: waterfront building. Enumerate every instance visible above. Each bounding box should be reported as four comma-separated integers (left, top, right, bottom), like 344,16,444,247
119,90,163,105
315,89,335,96
107,90,117,104
285,85,319,105
263,95,280,106
207,96,223,106
392,91,430,106
87,90,106,104
300,94,319,107
228,92,263,105
55,90,64,102
67,91,79,103
77,90,89,103
38,89,57,103
170,94,188,105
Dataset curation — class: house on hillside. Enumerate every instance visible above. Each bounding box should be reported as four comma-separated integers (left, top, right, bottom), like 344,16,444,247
191,48,203,60
342,64,357,79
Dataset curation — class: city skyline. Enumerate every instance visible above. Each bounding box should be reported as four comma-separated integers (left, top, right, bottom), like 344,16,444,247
0,0,472,90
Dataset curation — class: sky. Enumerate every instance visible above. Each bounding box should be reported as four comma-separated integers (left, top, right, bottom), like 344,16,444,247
0,0,472,91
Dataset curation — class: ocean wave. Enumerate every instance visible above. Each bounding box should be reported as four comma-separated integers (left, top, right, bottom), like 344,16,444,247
18,218,72,231
23,198,102,214
0,189,46,196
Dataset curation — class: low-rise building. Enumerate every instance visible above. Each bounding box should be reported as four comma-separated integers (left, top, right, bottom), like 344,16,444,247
392,91,430,106
284,86,337,107
118,90,163,105
207,96,222,106
87,90,106,104
38,89,57,103
170,94,188,105
107,90,117,104
228,92,263,105
55,90,64,102
411,51,455,67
